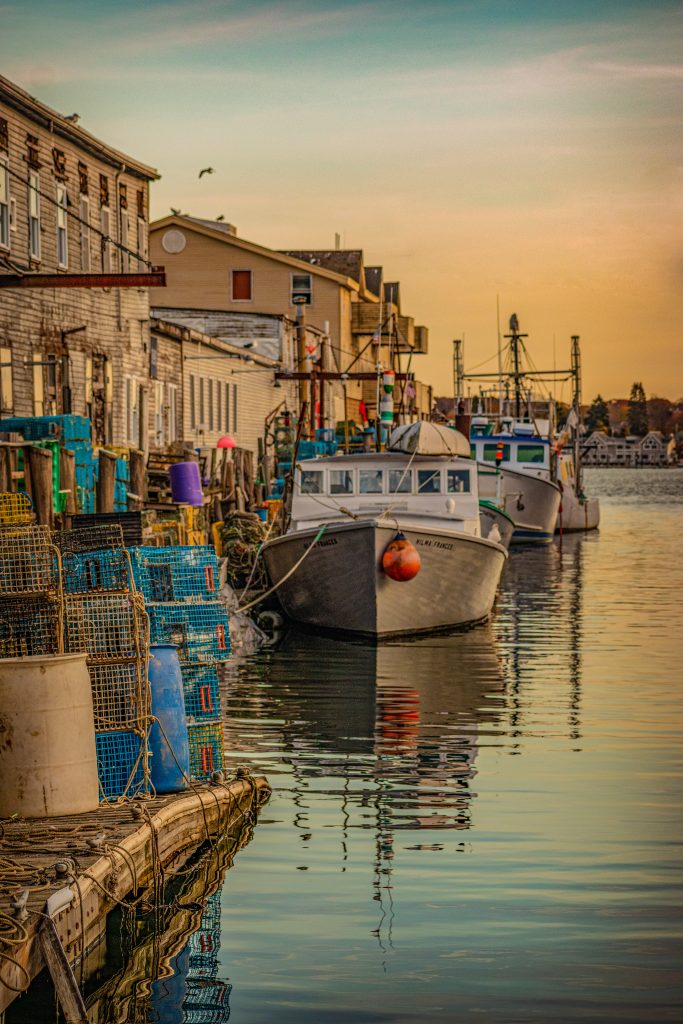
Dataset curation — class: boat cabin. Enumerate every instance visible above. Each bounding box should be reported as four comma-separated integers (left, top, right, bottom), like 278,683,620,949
470,434,552,480
292,452,482,535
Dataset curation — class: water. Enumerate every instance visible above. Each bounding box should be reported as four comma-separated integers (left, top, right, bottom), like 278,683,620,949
10,469,683,1022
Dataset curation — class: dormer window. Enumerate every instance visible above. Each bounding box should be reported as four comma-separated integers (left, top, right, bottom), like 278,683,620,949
291,273,312,305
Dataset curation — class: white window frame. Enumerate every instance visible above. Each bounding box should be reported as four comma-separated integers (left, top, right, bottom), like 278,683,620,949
291,272,312,305
100,206,111,272
56,184,68,268
207,376,214,431
231,269,252,302
0,158,9,250
167,383,178,442
231,382,238,432
154,380,164,446
189,373,196,430
136,216,147,270
28,171,41,260
79,196,90,272
125,375,139,445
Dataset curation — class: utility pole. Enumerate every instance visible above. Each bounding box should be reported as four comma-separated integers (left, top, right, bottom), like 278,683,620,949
294,297,310,437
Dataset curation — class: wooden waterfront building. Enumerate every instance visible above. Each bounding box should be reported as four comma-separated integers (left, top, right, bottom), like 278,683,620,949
0,74,165,450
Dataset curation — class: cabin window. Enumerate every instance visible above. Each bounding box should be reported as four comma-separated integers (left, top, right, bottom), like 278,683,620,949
300,469,323,494
516,444,546,464
417,469,441,493
388,468,411,493
482,443,510,462
447,469,470,493
330,469,353,495
359,469,383,494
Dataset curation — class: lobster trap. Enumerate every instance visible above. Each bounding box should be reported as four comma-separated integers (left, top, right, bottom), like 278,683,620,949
181,664,220,723
146,603,230,664
0,491,33,526
0,597,62,657
95,729,149,801
87,661,149,731
64,593,148,663
187,721,224,780
0,525,61,598
129,545,220,603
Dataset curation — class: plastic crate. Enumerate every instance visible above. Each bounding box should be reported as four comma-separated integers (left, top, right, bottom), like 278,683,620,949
181,664,221,722
187,721,224,780
130,546,220,603
95,730,147,801
146,603,230,663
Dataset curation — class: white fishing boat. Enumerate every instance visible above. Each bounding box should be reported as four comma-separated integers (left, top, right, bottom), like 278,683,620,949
262,423,507,638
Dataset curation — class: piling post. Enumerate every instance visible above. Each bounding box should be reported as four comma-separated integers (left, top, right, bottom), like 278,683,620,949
96,450,117,513
128,449,145,510
26,445,54,527
59,448,78,514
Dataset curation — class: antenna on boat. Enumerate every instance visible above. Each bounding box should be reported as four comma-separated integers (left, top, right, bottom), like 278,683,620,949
503,313,528,421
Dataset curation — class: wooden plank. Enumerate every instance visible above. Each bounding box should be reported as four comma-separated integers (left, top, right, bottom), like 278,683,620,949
0,270,166,289
38,917,89,1023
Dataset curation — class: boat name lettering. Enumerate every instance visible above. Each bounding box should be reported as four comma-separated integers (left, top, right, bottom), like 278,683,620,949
415,539,453,551
304,536,338,549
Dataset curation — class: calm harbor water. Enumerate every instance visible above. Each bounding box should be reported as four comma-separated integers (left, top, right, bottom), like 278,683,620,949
10,468,683,1023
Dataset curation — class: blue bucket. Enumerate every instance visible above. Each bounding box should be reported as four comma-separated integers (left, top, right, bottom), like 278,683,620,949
148,644,190,793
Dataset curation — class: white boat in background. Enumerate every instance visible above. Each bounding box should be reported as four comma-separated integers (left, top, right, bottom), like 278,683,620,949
262,424,507,638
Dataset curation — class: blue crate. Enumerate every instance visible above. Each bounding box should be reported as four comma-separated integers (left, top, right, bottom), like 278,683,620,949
0,415,92,443
129,546,220,603
187,721,224,780
181,664,221,722
95,730,147,800
61,547,131,594
146,603,230,662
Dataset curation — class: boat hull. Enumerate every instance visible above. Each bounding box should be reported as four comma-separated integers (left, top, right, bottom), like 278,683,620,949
477,464,561,544
556,487,600,532
262,520,507,638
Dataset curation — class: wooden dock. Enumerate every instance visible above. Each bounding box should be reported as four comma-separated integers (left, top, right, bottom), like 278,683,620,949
0,773,270,1017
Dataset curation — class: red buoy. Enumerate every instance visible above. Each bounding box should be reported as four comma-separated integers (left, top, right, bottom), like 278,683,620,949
382,532,421,582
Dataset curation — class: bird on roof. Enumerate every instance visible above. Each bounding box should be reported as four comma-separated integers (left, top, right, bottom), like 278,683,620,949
170,207,182,215
216,214,225,221
198,167,215,178
64,113,80,124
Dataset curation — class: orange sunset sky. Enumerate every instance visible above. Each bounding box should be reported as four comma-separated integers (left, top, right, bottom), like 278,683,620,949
2,0,681,402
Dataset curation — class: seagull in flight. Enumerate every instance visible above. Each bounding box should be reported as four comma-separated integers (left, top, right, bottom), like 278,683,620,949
198,167,215,178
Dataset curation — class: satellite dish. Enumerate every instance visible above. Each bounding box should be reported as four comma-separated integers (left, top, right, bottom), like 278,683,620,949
161,229,186,254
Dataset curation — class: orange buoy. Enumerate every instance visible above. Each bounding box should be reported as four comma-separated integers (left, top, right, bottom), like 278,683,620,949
382,531,421,582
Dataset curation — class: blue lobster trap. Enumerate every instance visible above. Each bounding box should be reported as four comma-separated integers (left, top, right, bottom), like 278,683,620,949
181,664,221,722
187,721,224,780
61,547,132,594
95,730,147,801
129,546,220,603
146,603,230,663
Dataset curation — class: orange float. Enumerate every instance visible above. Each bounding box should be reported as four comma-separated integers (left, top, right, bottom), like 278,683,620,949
381,531,421,582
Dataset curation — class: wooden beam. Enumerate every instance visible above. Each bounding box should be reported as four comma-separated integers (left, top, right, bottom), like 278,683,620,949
0,269,166,289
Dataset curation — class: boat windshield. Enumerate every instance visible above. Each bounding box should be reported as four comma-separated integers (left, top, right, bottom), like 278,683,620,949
447,469,471,493
417,469,441,493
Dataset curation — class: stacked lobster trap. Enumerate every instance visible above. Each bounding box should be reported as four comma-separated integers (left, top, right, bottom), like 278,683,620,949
129,545,229,781
56,525,152,801
0,494,63,658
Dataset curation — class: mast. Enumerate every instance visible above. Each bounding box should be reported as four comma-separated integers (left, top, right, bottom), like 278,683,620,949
503,313,527,421
571,334,582,494
453,339,464,414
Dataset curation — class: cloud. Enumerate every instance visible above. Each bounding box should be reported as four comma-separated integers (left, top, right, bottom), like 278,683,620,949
593,61,683,80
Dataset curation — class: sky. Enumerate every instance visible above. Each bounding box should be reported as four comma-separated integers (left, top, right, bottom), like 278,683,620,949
2,0,682,402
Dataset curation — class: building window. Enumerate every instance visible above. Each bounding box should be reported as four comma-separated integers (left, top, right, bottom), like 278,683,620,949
189,373,196,429
231,382,238,432
137,217,147,269
168,383,178,442
0,118,8,152
199,376,205,428
208,376,214,430
56,184,68,268
99,174,109,207
33,350,44,416
154,381,164,445
149,334,158,379
52,148,67,178
224,381,230,431
26,134,40,168
79,197,90,271
28,171,40,260
100,206,111,272
0,346,13,414
291,273,312,305
125,376,139,445
0,158,9,250
216,379,222,430
120,210,129,271
78,162,88,195
136,189,145,219
231,269,252,301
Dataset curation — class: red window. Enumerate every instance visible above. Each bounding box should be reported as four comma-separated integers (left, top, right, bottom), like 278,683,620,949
232,269,252,301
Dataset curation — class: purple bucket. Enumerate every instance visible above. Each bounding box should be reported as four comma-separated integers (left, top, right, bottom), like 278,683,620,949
169,461,204,507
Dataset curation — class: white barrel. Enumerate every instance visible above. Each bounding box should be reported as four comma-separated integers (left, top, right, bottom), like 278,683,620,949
0,653,100,818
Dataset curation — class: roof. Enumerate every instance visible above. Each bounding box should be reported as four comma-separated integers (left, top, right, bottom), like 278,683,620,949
151,316,279,367
150,216,360,291
0,75,159,181
280,250,364,283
